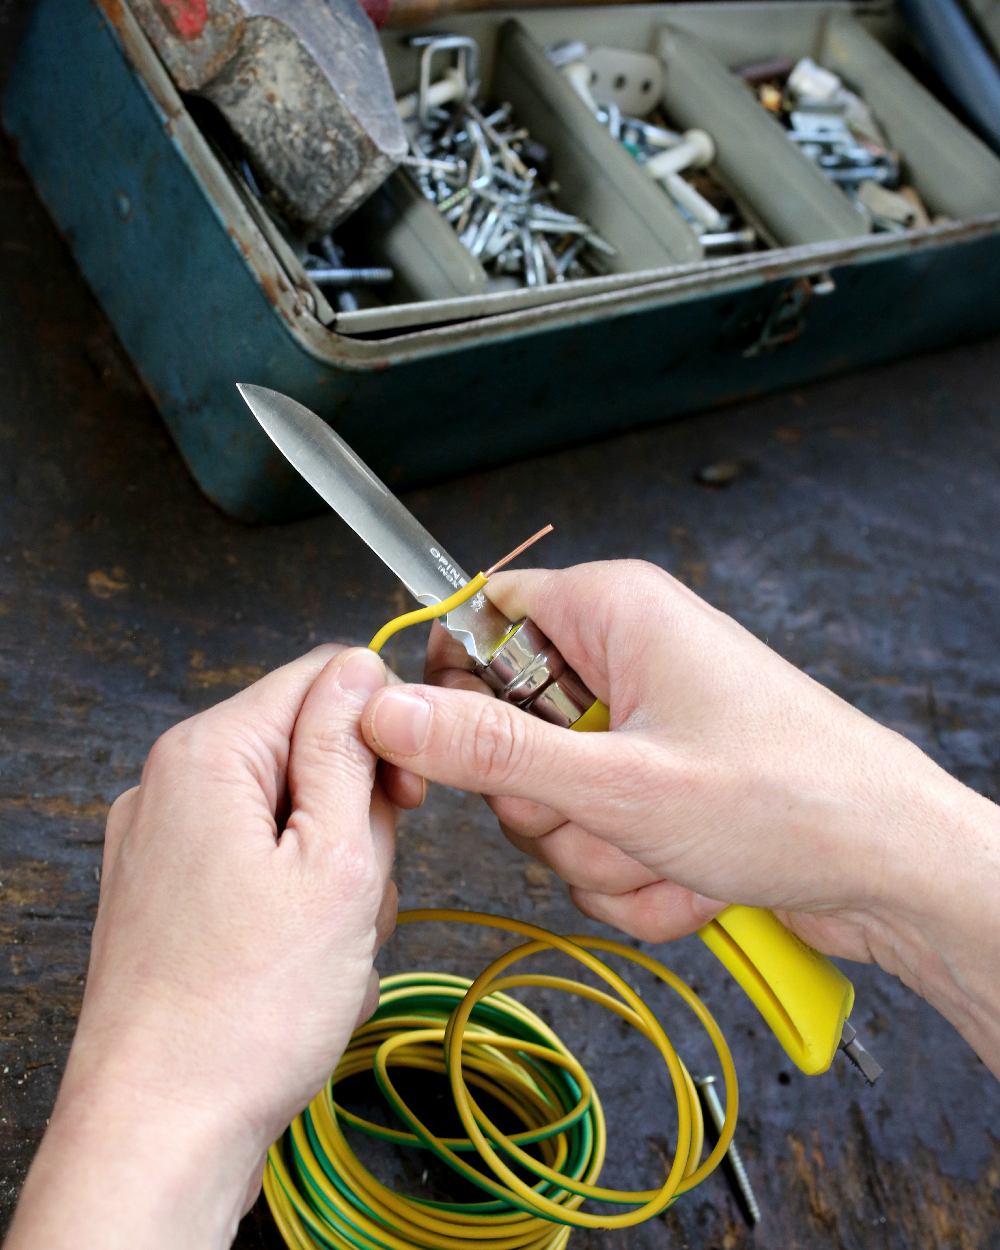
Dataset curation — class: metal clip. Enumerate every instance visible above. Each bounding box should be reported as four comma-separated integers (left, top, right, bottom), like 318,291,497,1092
410,35,480,125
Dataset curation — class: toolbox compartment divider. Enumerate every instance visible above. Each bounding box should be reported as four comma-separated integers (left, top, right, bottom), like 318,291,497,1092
820,12,1000,219
351,171,489,302
655,25,866,245
490,20,702,271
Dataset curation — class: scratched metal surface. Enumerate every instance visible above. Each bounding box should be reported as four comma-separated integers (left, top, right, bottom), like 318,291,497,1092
2,29,1000,1250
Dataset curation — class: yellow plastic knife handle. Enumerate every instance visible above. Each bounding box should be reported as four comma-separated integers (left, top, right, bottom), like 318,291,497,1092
571,699,854,1075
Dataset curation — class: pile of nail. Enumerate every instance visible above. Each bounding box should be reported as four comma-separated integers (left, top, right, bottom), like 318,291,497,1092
547,41,758,255
741,56,932,231
398,36,613,288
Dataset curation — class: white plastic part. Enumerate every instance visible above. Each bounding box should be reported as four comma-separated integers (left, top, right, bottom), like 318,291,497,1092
661,172,726,231
645,128,716,179
582,46,664,117
396,68,464,122
561,60,599,113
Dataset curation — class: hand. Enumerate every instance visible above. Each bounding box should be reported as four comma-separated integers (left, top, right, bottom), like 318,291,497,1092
360,562,1000,1073
6,646,404,1250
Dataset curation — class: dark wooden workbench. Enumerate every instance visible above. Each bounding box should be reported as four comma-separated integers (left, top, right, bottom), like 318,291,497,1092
2,28,999,1250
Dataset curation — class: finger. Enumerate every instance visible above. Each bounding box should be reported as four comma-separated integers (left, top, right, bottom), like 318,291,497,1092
199,643,350,746
369,788,397,887
482,561,718,717
425,621,489,693
240,1154,267,1218
285,649,387,857
355,968,382,1028
380,761,426,810
140,643,355,821
570,879,724,944
362,682,653,835
487,793,565,840
100,786,139,889
505,824,661,894
374,879,398,949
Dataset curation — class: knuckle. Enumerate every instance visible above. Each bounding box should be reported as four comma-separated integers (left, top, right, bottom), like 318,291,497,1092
306,723,373,779
463,700,527,787
331,841,381,900
620,558,666,585
107,785,139,824
307,642,346,664
587,736,658,815
143,721,191,775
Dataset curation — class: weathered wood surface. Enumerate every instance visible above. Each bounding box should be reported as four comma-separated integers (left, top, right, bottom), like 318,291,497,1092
1,25,999,1250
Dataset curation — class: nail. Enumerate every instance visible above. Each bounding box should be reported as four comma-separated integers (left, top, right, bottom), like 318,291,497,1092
371,689,432,756
336,649,386,697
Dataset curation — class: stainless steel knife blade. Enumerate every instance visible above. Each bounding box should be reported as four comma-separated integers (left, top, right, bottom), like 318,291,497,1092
237,383,512,662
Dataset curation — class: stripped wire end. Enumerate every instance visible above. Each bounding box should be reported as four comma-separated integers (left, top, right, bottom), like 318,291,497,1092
485,524,554,577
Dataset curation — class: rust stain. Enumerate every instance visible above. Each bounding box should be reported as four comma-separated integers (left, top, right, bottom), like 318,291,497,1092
680,560,708,589
2,795,109,821
774,425,802,445
0,861,69,909
60,594,89,633
96,0,125,29
86,568,130,599
188,649,264,689
258,271,282,309
786,1131,837,1228
227,226,252,261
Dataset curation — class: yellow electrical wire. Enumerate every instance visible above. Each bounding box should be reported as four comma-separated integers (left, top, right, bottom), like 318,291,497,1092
368,573,490,655
264,548,741,1249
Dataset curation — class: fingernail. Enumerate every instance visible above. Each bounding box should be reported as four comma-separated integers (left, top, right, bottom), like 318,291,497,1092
371,690,431,756
337,649,386,697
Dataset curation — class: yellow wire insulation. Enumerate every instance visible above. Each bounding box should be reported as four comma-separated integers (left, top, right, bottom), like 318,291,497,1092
367,573,490,654
263,574,740,1248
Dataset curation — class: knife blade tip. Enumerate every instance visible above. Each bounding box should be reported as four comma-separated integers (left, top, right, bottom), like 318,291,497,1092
235,382,274,430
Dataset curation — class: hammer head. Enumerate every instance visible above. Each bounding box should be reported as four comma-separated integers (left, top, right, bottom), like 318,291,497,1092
130,0,406,234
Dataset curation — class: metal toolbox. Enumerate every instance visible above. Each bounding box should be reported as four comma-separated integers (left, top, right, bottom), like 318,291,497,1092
5,0,1000,521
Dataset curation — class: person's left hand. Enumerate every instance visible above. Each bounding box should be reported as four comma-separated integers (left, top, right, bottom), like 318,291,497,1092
5,645,405,1250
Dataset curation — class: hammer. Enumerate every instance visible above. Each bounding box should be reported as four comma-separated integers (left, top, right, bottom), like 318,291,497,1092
129,0,407,234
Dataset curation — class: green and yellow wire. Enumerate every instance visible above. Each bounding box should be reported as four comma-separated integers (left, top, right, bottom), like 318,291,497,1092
263,538,740,1249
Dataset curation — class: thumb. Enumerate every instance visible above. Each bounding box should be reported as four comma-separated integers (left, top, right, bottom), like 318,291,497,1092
286,648,387,840
362,683,630,824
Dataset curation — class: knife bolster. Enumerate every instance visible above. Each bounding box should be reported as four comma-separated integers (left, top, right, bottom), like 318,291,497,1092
481,618,596,728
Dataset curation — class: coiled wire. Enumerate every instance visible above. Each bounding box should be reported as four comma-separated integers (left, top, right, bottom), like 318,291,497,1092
264,910,737,1249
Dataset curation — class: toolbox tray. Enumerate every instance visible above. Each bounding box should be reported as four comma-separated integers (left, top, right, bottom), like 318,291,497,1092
5,0,1000,521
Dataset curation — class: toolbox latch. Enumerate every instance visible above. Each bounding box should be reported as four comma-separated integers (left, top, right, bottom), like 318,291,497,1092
742,272,835,357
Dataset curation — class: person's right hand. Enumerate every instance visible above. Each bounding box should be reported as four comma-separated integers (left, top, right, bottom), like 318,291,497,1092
361,561,1000,1073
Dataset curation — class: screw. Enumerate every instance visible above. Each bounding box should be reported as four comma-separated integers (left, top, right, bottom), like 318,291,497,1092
695,1075,761,1226
700,226,758,252
304,266,394,286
